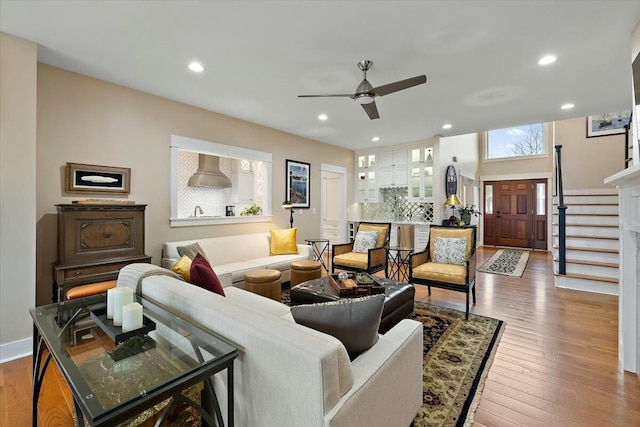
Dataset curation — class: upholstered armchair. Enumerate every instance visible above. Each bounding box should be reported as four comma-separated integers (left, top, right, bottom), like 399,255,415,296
409,225,477,319
332,222,391,276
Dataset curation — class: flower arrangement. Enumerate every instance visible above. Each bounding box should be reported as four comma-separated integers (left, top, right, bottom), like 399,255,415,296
456,204,482,217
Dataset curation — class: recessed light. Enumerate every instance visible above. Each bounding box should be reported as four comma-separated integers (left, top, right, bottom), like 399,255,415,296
371,136,380,142
561,103,574,110
188,62,204,72
538,55,557,65
318,114,328,121
442,124,452,130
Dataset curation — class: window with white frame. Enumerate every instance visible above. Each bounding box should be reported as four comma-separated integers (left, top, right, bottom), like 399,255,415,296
485,123,549,160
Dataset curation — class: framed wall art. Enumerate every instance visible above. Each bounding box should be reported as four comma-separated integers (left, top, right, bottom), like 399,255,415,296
66,162,131,194
586,111,631,138
285,159,310,208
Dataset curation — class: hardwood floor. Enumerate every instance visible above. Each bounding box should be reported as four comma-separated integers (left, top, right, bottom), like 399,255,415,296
2,247,639,426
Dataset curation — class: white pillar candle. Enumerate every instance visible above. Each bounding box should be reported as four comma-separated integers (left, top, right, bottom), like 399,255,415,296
121,302,144,333
112,287,134,327
106,288,116,319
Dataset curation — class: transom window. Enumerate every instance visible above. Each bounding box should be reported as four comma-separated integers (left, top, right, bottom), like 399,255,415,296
485,123,547,160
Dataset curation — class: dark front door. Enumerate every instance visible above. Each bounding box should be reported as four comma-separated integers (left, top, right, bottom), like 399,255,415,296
483,179,547,249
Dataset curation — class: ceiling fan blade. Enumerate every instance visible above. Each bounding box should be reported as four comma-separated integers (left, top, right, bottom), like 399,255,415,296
298,94,355,98
361,101,380,120
371,75,427,97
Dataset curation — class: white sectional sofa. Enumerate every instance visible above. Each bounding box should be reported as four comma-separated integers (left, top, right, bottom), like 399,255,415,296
162,232,312,287
117,263,423,427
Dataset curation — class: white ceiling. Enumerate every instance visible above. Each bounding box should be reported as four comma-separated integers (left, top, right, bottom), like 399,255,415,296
1,1,639,150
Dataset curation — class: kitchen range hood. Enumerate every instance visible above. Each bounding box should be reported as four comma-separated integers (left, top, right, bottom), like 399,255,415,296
188,154,232,188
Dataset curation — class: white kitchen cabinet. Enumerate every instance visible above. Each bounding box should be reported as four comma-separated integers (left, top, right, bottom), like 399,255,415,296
231,159,255,202
408,145,434,202
379,148,408,188
355,149,379,203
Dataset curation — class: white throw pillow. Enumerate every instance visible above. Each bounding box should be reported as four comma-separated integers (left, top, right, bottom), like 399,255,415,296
352,231,379,253
432,237,467,265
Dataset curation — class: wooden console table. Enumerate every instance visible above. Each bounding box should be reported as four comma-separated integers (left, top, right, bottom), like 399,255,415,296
52,204,151,302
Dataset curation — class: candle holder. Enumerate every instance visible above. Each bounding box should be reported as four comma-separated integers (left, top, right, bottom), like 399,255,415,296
90,307,156,345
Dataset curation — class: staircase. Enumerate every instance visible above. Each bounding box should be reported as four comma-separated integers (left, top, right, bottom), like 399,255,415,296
552,189,619,295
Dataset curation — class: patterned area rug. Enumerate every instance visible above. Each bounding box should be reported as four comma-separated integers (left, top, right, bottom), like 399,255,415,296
477,249,530,277
281,290,504,427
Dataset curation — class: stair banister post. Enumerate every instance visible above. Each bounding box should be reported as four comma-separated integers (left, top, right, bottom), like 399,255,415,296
555,145,567,275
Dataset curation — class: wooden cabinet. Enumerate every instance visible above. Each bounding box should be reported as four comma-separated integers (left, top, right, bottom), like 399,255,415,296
378,148,408,188
53,204,151,301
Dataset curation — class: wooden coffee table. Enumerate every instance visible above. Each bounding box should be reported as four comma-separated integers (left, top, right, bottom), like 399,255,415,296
289,276,415,333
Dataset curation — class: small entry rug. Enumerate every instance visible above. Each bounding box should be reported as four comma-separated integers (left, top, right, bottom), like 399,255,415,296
281,290,504,427
477,249,530,277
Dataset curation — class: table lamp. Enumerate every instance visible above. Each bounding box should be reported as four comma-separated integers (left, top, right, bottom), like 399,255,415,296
444,193,462,222
282,200,294,228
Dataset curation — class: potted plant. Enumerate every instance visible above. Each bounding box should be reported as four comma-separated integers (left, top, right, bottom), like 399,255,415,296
457,204,481,225
239,203,262,216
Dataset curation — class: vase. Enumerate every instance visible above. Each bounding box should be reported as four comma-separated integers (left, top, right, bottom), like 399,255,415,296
461,213,471,225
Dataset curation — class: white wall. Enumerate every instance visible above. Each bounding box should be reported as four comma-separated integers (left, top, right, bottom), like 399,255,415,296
0,33,37,362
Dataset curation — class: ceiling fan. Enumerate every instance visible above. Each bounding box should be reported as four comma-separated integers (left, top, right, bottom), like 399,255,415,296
298,60,427,120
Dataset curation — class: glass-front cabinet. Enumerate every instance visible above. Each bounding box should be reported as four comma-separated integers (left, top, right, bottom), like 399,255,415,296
408,146,434,202
355,149,378,202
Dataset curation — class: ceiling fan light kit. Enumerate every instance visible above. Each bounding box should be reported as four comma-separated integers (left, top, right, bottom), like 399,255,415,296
298,60,427,120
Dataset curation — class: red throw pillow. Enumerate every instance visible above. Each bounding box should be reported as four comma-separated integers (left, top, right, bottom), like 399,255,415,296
190,253,225,296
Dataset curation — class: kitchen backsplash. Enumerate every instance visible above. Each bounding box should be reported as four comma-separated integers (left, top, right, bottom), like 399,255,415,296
359,187,434,223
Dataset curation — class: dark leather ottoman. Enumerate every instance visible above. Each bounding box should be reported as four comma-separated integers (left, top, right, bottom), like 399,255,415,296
290,277,415,333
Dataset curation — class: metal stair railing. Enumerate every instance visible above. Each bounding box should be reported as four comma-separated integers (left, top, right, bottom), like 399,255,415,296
555,145,567,275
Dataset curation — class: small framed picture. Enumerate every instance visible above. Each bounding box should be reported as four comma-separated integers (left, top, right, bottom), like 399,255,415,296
285,159,310,208
66,162,131,194
586,111,631,138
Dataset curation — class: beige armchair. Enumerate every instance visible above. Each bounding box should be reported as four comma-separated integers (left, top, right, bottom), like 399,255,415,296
409,225,477,319
332,222,391,276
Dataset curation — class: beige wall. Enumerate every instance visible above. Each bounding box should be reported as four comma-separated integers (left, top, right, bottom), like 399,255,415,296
0,33,37,356
477,119,624,189
555,117,625,189
36,64,353,306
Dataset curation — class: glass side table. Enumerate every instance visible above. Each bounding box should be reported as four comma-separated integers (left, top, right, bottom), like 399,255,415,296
385,246,414,282
305,238,330,272
30,293,237,427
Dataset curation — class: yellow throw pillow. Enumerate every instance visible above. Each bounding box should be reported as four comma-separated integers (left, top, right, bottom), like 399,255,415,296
270,228,299,255
172,255,192,282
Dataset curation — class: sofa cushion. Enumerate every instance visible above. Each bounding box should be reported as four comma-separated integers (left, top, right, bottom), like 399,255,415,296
429,227,474,260
171,255,192,282
190,253,225,296
333,252,368,269
214,261,267,283
250,253,309,272
412,262,467,285
432,237,467,265
177,242,209,261
352,231,378,253
358,224,388,248
290,294,385,359
270,228,298,255
223,287,291,318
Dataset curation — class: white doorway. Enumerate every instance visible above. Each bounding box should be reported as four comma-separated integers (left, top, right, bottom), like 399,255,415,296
320,163,347,250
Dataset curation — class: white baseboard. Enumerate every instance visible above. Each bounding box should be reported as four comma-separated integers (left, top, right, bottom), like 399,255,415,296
0,337,32,364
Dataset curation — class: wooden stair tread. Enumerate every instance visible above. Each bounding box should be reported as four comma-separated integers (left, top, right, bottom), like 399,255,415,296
553,258,619,268
552,233,618,240
552,213,618,216
554,272,618,284
552,203,618,206
551,223,618,228
552,245,619,254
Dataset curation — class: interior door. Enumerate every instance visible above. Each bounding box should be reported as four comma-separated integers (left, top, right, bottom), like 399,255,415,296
321,168,346,248
484,179,545,249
